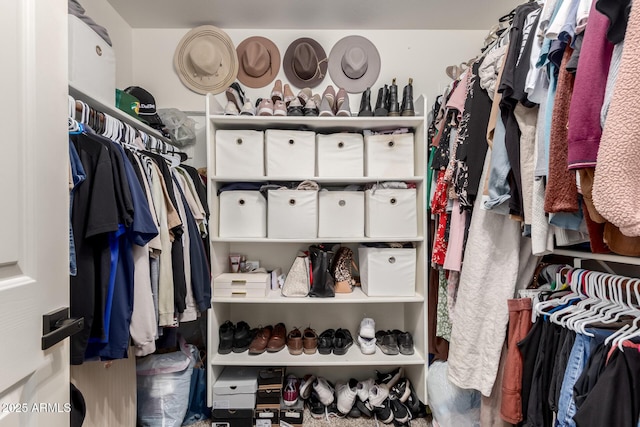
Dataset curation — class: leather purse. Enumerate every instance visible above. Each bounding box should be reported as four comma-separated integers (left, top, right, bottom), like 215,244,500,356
281,252,310,297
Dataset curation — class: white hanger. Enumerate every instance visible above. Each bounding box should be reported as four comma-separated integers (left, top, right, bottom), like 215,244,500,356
533,267,579,320
569,273,620,335
68,96,80,132
550,269,592,327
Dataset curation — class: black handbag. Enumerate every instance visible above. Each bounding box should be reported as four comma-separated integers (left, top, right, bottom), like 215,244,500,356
308,244,336,298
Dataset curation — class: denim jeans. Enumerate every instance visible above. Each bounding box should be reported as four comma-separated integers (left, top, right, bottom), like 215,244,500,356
69,140,86,276
556,333,591,427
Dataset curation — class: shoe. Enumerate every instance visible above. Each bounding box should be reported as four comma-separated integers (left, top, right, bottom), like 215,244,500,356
368,383,390,408
358,335,376,355
374,85,389,116
336,378,358,415
287,98,304,116
303,327,318,354
372,397,394,424
348,405,362,418
313,377,335,406
318,329,335,354
273,100,287,116
326,399,345,418
390,399,411,423
297,87,313,105
240,99,256,116
400,78,415,116
322,85,336,113
335,88,348,114
218,320,234,354
299,374,316,400
307,391,325,419
333,328,354,355
336,92,351,116
358,87,373,116
318,96,334,117
303,98,319,116
389,378,411,403
248,325,272,354
387,79,400,116
283,374,300,406
356,399,373,417
266,322,286,352
376,330,399,355
257,98,274,116
224,101,239,116
359,317,376,339
232,321,252,353
397,331,414,355
283,83,296,105
270,79,283,102
287,327,303,355
357,378,375,402
376,367,404,388
404,381,425,417
333,247,356,292
225,82,245,110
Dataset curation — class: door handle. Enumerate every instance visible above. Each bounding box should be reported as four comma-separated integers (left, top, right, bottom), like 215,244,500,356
41,307,84,350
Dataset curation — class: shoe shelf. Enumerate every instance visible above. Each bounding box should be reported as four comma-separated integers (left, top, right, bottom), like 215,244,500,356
210,176,425,184
212,288,425,304
210,236,425,243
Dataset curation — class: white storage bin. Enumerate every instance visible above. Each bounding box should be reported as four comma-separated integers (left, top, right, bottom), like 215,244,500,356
318,191,364,238
358,247,416,296
215,130,264,177
316,133,364,177
213,273,270,298
365,133,415,177
212,366,260,409
265,129,316,177
68,15,116,106
268,190,317,238
365,189,417,238
219,191,267,238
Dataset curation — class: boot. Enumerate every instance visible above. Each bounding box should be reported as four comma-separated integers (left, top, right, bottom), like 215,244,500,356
358,87,373,116
374,85,388,116
401,78,415,116
387,78,400,117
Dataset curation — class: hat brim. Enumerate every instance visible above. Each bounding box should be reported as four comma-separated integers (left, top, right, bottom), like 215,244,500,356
328,36,381,94
236,36,281,88
140,112,164,127
283,37,328,89
174,25,238,95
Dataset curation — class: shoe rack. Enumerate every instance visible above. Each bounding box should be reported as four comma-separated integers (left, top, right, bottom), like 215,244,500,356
205,93,429,405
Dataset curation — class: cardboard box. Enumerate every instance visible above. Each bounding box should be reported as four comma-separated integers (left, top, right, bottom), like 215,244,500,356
212,366,260,409
258,367,285,391
280,397,304,426
256,388,281,407
211,408,254,427
254,407,280,427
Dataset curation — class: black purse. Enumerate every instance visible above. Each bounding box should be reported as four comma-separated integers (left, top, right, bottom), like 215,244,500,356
307,244,335,298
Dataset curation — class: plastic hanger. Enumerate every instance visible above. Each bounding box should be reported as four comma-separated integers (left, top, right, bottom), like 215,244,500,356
533,267,578,320
569,273,620,334
549,270,590,327
604,281,640,348
564,271,612,331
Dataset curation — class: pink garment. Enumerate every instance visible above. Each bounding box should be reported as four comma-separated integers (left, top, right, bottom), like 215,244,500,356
446,70,471,118
567,2,614,169
443,199,468,272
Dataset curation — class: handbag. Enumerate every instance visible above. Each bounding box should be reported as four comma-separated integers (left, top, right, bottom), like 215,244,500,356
308,244,336,298
281,252,310,297
332,247,359,293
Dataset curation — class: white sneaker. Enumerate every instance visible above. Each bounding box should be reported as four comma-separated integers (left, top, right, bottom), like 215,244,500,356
336,378,358,414
224,100,239,116
356,378,375,402
359,317,375,339
368,383,390,408
313,377,335,406
299,374,315,400
358,335,376,355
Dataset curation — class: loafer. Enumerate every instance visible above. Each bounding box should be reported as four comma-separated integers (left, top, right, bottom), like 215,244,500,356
318,328,335,354
248,325,272,355
333,328,354,355
266,322,287,352
232,321,252,353
287,327,303,355
218,320,234,354
303,327,318,354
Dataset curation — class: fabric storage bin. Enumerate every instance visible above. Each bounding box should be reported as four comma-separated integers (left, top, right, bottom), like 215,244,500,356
318,191,364,238
211,409,254,427
212,366,260,409
365,189,417,237
316,133,364,177
213,273,270,298
219,191,267,238
68,15,115,106
364,133,415,177
267,190,318,238
215,130,265,177
358,247,416,296
265,129,316,177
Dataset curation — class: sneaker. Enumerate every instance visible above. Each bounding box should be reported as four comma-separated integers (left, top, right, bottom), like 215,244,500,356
225,83,245,110
404,381,426,417
336,378,358,415
356,378,375,402
224,100,239,116
368,383,390,408
299,374,316,400
218,320,234,354
348,405,362,418
303,97,319,116
273,100,287,116
257,98,274,116
283,374,300,406
297,87,313,105
359,318,376,339
376,331,399,356
270,79,283,102
357,335,376,355
283,83,296,105
322,85,336,112
287,98,304,116
326,399,345,418
240,99,256,116
397,331,414,355
318,96,334,117
313,377,335,406
232,321,252,353
389,378,411,403
372,398,394,424
333,328,353,355
306,391,325,419
376,367,404,388
317,329,335,355
356,399,373,417
390,399,411,423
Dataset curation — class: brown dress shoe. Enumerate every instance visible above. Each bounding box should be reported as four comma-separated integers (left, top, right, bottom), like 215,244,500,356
287,328,303,355
267,322,287,352
303,327,318,355
249,325,273,355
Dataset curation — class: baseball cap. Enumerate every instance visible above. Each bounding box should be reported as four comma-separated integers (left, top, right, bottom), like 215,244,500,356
115,89,141,120
124,86,165,130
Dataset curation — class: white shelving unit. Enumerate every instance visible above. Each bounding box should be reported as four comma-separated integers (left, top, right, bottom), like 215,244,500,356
205,93,429,405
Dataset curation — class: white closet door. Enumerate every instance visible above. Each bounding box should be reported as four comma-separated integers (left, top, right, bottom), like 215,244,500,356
0,0,70,425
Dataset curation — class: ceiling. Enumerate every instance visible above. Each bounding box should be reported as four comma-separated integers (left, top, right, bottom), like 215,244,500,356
106,0,523,30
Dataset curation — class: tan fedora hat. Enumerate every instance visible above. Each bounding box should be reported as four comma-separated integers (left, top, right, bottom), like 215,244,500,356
283,37,328,89
328,35,381,94
236,36,281,88
174,25,238,95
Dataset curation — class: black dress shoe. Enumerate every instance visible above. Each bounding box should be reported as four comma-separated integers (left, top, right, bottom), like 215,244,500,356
232,321,252,353
374,84,389,116
318,328,335,354
387,79,400,117
358,88,374,116
401,78,415,116
218,320,234,354
333,328,353,355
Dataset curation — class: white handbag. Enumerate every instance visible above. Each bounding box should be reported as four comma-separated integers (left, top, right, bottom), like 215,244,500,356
281,253,310,297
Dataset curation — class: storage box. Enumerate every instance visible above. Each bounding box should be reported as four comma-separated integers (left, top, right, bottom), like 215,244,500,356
358,247,416,297
256,388,281,407
258,368,284,391
213,273,270,298
364,133,415,177
215,130,265,177
280,398,304,426
318,191,364,238
316,133,364,177
212,366,260,409
254,408,279,427
265,129,316,177
219,190,267,238
68,15,116,106
212,409,254,427
365,189,417,238
268,190,318,238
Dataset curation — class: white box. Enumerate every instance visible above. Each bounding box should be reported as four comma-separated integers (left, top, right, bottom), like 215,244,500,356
365,133,415,177
219,191,266,238
268,190,317,238
358,247,416,296
365,189,417,238
318,191,364,238
213,273,270,298
265,129,316,177
317,133,364,177
215,130,264,177
68,15,116,106
212,366,260,409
